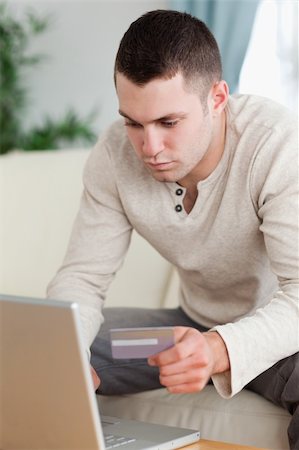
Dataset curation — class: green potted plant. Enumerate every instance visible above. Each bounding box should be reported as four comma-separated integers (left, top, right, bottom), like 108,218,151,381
0,2,96,155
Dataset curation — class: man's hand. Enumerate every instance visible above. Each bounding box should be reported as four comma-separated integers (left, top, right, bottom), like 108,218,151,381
148,327,230,394
90,365,101,390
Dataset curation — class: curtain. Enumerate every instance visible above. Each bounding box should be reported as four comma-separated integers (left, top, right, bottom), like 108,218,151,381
171,0,260,93
276,0,298,112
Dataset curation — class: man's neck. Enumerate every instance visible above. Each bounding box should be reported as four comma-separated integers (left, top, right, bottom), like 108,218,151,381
181,111,227,192
181,111,227,213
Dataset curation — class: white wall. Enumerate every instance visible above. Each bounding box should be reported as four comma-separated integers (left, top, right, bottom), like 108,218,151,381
7,0,168,139
7,0,296,143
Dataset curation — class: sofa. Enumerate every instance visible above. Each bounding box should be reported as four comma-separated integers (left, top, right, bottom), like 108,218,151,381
0,148,291,449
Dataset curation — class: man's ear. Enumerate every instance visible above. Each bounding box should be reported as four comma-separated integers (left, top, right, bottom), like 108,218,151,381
210,80,229,116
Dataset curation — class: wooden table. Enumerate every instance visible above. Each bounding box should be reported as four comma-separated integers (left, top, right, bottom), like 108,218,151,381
182,440,269,450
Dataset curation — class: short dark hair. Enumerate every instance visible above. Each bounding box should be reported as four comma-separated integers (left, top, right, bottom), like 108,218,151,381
114,9,222,95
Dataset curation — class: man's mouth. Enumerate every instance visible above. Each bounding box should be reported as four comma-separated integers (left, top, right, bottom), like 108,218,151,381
146,161,175,170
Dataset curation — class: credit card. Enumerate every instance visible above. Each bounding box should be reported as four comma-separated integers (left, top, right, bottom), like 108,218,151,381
110,327,174,359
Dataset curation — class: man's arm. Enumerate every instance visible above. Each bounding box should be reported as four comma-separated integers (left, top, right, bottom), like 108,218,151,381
47,123,133,350
150,112,299,397
213,118,299,398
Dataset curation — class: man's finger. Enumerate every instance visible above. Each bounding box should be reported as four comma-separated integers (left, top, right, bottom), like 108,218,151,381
90,365,101,390
148,327,203,366
159,368,201,387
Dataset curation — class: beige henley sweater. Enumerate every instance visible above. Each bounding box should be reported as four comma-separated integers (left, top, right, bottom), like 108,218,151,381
47,94,299,398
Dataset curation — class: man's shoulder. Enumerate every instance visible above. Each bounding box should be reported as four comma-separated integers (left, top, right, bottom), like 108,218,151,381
91,119,134,163
227,94,296,129
226,95,297,189
85,118,146,182
99,118,129,148
226,94,297,152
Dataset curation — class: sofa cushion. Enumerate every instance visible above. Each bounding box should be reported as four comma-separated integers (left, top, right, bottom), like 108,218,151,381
98,385,291,449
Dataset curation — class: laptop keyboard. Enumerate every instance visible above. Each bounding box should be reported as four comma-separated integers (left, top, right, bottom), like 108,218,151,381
104,434,136,449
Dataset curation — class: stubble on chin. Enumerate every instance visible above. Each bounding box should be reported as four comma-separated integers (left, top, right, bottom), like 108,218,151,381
146,167,178,184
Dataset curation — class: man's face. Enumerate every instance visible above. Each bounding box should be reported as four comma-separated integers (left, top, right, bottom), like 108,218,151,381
116,72,218,186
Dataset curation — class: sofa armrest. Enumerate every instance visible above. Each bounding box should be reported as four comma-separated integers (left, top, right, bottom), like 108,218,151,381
0,149,176,310
0,149,89,298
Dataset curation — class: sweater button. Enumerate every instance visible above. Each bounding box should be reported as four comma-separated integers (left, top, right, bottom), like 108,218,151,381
176,188,183,196
175,204,182,212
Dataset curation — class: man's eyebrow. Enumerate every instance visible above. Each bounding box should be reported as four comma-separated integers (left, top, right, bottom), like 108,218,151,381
118,110,187,123
118,110,136,122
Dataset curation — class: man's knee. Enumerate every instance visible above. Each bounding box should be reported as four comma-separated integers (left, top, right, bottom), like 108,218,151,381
246,352,299,414
282,352,299,413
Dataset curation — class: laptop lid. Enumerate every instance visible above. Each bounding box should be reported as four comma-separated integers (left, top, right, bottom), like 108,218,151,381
0,294,104,450
0,294,200,450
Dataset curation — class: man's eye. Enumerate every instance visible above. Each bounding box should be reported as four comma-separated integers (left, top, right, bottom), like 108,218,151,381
161,120,178,128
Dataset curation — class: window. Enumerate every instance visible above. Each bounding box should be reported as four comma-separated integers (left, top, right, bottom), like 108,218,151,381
239,0,298,113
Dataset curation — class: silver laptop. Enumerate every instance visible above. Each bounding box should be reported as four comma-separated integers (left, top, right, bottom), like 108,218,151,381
0,294,200,450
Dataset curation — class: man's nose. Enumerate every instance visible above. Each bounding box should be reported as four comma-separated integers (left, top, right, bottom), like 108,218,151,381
142,128,164,158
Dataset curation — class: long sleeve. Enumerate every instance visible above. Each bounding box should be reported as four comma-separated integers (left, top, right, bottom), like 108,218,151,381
47,127,133,349
211,110,299,397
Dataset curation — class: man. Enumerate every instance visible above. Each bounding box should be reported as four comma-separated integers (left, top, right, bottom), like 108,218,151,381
47,10,298,449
